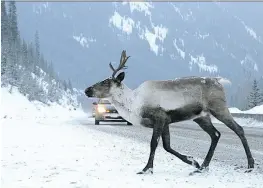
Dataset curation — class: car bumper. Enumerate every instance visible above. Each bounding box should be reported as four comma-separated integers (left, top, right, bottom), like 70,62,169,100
95,113,126,122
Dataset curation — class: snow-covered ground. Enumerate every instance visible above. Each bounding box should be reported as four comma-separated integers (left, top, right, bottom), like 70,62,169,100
2,118,263,188
1,87,263,188
1,86,85,122
243,105,263,114
221,105,263,128
229,107,244,113
229,105,263,114
211,116,263,128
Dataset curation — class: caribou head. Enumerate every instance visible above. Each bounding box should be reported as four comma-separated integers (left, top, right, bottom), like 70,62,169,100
85,50,130,98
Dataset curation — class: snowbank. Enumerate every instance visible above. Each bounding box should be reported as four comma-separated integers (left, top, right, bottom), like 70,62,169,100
1,86,86,121
242,105,263,114
228,107,243,113
2,118,262,188
226,105,263,128
212,116,263,128
229,105,263,114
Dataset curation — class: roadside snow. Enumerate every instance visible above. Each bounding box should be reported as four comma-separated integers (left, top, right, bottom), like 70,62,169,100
229,105,263,114
2,118,263,188
229,107,243,113
243,105,263,114
225,105,263,128
212,116,263,128
1,86,85,121
1,86,263,188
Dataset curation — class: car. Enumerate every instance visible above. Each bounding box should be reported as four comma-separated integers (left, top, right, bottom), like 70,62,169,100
92,98,132,125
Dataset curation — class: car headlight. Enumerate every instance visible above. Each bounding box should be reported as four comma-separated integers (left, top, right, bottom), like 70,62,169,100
97,105,106,113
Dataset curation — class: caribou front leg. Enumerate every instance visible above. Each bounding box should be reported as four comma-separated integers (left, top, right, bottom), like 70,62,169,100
137,119,165,174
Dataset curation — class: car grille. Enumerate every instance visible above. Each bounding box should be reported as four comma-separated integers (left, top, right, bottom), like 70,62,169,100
108,109,118,113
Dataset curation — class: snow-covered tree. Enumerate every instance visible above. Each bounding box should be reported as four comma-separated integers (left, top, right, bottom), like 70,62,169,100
67,79,73,92
21,39,29,67
1,0,9,76
34,30,40,65
34,83,48,104
63,80,68,91
1,1,81,108
247,79,263,109
8,1,18,44
47,81,60,103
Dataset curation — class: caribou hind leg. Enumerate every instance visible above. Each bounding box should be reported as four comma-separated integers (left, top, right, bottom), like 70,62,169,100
210,106,254,172
162,124,200,169
191,115,221,173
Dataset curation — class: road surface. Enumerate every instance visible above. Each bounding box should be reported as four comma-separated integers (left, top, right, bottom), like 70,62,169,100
79,118,263,173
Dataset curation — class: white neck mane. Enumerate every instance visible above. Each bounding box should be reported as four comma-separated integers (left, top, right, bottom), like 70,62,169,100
108,84,141,124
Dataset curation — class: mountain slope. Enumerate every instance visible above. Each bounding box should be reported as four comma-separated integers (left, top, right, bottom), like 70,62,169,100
1,1,85,109
16,2,263,98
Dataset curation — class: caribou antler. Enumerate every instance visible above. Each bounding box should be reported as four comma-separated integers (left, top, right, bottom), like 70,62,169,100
109,50,130,78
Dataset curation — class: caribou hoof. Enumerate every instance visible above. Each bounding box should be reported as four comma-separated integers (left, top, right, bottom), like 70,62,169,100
234,164,254,173
189,167,209,176
193,160,201,169
245,168,253,173
245,159,256,173
137,168,153,175
189,169,201,176
187,156,200,169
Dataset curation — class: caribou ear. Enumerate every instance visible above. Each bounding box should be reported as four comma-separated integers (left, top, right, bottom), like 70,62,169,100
116,72,125,82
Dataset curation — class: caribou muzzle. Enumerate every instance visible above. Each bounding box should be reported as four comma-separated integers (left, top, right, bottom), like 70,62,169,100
85,87,94,97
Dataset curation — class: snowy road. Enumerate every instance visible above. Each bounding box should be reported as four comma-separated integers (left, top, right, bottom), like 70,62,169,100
79,118,263,173
2,116,263,188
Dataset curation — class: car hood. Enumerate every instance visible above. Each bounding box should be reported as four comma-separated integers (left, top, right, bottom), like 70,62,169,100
100,104,116,111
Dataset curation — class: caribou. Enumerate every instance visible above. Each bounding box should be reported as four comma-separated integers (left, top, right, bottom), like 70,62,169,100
85,50,254,174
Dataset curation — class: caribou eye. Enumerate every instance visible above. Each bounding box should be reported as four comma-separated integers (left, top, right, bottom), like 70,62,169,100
102,79,111,87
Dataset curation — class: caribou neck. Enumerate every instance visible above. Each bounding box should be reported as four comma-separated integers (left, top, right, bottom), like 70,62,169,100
109,84,134,120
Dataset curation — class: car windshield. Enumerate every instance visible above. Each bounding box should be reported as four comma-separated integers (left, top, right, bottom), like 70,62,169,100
99,99,110,104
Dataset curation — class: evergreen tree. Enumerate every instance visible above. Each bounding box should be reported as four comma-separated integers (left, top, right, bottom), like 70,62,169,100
47,61,55,78
34,82,47,104
6,1,20,84
67,79,73,92
21,39,29,67
19,68,32,95
63,80,68,91
47,81,59,103
1,1,8,43
8,1,19,60
1,0,9,76
27,42,35,70
34,30,40,65
247,79,263,108
1,0,79,107
16,32,22,60
39,53,47,72
8,1,18,43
